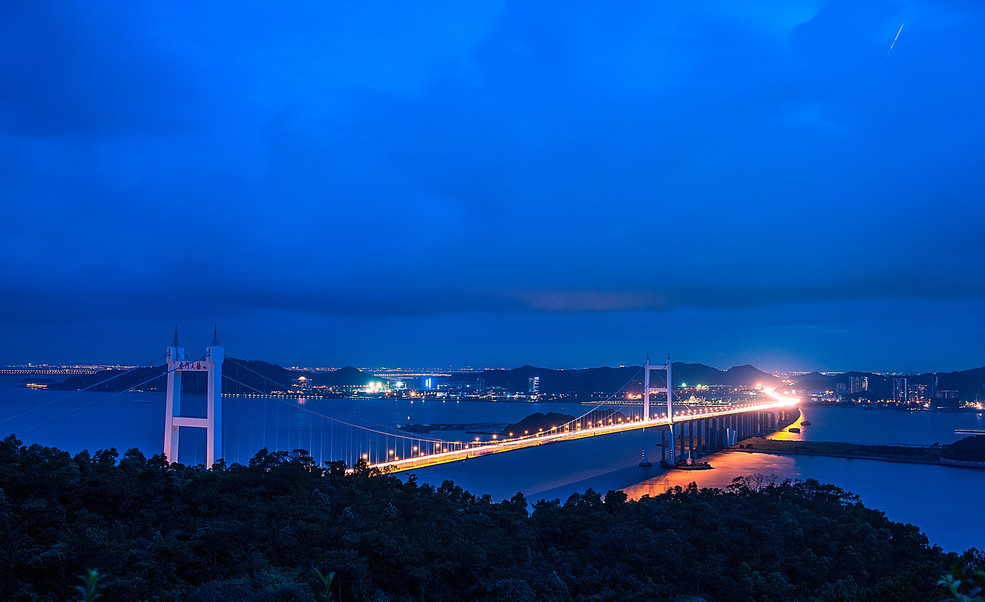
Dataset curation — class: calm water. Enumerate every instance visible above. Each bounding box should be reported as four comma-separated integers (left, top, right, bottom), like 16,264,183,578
1,375,983,552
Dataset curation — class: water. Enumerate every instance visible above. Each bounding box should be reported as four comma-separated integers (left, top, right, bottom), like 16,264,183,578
771,405,984,446
2,375,983,551
620,450,985,553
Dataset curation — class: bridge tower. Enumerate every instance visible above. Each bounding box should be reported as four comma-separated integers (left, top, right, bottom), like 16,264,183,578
640,355,673,466
163,328,224,466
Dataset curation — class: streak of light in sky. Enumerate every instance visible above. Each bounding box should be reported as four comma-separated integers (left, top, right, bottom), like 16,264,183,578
888,21,905,55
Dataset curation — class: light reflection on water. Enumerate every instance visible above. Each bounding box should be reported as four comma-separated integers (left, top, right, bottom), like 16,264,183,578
623,451,799,497
621,443,985,553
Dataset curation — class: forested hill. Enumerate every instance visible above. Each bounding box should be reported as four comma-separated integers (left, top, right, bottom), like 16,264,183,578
0,435,969,600
448,362,779,394
49,361,381,394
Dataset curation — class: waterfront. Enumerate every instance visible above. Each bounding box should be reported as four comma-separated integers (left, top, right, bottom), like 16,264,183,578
1,375,983,552
409,406,985,553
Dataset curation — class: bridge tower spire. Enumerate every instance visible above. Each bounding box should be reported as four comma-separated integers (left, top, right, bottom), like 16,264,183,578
163,331,224,467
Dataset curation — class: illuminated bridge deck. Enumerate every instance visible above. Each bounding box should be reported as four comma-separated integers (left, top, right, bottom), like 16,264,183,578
372,392,798,472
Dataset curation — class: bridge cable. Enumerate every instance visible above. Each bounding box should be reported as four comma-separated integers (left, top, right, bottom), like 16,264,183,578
225,359,652,462
0,354,167,428
552,367,644,431
221,373,450,468
494,367,643,445
19,360,188,435
224,358,446,442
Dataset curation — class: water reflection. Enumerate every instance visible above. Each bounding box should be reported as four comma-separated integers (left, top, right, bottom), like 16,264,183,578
621,447,985,553
623,452,797,498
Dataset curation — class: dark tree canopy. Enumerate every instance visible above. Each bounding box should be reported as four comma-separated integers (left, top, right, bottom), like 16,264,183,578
0,435,973,601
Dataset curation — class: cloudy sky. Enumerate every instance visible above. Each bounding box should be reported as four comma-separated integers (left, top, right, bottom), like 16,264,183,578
2,1,983,372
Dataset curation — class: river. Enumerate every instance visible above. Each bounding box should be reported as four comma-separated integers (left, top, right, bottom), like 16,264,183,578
1,375,982,552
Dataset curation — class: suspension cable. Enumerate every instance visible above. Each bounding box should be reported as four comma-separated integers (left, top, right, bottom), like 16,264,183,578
221,372,450,444
0,353,167,427
225,357,441,440
20,360,186,435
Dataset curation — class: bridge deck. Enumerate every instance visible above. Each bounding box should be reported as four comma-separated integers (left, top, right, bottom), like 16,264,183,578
372,393,798,472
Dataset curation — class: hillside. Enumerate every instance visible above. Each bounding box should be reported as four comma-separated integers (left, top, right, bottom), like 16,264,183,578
51,361,382,394
448,362,779,394
793,367,985,405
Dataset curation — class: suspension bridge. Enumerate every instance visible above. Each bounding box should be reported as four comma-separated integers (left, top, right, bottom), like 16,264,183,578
4,331,800,473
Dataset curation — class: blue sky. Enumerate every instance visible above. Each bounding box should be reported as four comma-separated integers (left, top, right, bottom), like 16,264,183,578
2,1,984,372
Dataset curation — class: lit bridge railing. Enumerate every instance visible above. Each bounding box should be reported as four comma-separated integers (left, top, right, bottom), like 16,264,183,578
367,389,799,473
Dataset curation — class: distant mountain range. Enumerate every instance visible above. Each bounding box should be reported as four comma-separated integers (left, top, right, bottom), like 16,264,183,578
446,362,780,394
50,359,382,395
46,359,985,403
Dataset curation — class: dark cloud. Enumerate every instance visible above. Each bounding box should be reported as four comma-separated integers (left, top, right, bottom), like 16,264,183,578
2,0,984,369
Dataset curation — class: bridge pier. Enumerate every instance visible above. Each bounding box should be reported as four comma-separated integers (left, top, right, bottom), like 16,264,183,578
679,423,686,460
687,421,694,458
643,401,794,470
641,356,672,466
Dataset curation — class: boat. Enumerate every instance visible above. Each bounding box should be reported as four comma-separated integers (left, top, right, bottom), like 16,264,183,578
660,454,713,470
801,420,811,426
661,460,713,470
788,427,801,433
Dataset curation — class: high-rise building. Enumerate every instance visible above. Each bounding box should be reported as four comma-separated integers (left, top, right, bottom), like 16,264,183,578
892,377,908,402
849,376,868,394
528,376,540,394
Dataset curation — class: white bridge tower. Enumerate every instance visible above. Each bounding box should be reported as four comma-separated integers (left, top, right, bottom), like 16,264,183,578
163,328,224,466
640,355,673,466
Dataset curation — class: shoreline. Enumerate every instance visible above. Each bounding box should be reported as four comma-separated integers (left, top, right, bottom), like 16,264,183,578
733,446,941,466
732,437,943,466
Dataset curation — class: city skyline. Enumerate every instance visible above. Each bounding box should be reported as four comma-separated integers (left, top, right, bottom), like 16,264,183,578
2,352,984,378
3,2,984,373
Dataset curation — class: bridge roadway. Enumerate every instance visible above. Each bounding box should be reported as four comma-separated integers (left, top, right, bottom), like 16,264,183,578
371,389,800,473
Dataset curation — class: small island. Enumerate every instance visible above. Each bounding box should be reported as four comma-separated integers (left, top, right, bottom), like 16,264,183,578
499,412,575,438
499,409,631,438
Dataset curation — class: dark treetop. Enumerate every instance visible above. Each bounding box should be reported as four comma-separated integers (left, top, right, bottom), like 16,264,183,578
0,435,978,601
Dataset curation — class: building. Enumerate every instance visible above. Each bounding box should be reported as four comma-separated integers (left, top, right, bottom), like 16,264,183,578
291,375,312,394
849,376,868,394
909,383,928,403
892,377,908,403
